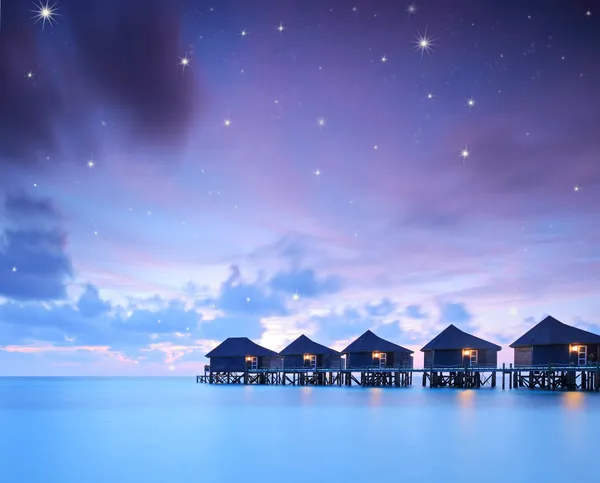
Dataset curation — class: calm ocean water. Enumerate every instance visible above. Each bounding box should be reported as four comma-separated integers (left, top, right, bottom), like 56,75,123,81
1,377,598,483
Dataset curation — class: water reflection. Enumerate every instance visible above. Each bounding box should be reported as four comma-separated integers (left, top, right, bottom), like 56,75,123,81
299,386,313,404
369,388,382,407
562,391,584,410
457,389,475,408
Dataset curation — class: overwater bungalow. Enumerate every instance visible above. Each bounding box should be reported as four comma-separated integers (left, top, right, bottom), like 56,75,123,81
341,329,413,369
279,334,341,370
205,337,283,371
510,315,600,367
421,324,501,368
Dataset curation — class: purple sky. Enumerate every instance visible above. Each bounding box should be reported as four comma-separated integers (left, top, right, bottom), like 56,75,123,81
0,0,599,375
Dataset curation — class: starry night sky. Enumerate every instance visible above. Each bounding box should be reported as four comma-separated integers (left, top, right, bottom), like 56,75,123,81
0,0,598,375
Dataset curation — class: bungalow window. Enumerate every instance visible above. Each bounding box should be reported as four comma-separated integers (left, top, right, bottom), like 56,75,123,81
463,349,477,365
578,345,587,366
246,356,258,370
372,352,387,368
304,354,317,369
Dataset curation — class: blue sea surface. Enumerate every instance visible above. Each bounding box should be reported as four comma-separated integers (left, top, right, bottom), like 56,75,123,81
1,377,598,483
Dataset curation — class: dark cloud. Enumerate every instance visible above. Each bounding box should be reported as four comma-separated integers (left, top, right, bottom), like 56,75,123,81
77,285,111,318
311,308,378,344
116,299,199,335
269,268,342,298
215,265,289,317
4,193,60,221
438,302,472,326
0,2,64,165
375,320,413,345
0,288,197,355
0,281,263,361
365,298,396,317
0,193,72,300
0,229,72,301
405,304,428,319
0,0,200,177
65,0,199,147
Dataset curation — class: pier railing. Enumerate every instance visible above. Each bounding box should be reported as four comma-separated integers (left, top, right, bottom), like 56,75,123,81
196,362,600,391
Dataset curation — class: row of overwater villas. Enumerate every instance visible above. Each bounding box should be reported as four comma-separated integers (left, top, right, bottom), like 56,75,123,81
205,316,600,372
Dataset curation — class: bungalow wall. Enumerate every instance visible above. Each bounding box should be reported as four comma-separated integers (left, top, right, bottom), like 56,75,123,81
481,349,497,367
263,356,284,370
209,356,246,372
282,354,342,369
534,345,570,365
424,349,497,368
514,347,533,366
398,352,414,368
427,349,461,367
346,352,413,369
209,355,283,372
514,344,600,367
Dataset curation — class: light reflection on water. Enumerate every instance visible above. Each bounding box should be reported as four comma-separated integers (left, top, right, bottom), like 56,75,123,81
563,391,585,410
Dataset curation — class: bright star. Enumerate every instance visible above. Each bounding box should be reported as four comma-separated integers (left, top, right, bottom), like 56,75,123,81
246,297,251,302
12,267,18,273
407,3,417,15
240,29,247,37
178,53,191,73
427,92,434,99
314,169,321,176
413,30,436,57
26,71,34,79
292,293,299,301
467,98,476,109
277,22,285,33
224,118,231,128
574,185,581,192
318,118,326,127
374,145,379,150
381,55,388,63
460,145,471,163
585,10,591,17
32,1,59,31
87,160,95,169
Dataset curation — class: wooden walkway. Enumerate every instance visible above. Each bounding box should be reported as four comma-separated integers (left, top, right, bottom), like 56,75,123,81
196,363,600,391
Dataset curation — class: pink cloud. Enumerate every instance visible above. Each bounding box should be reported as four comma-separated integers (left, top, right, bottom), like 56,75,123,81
0,343,137,364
